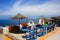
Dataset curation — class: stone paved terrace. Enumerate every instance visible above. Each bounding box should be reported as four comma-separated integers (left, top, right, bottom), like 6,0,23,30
7,33,26,40
3,27,60,40
46,27,60,40
37,27,60,40
0,34,3,40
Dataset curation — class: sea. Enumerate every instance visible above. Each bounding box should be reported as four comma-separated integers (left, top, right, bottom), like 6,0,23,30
0,19,38,27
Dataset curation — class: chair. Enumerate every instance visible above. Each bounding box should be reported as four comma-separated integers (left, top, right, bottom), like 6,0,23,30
30,30,35,40
37,29,40,37
26,35,30,40
22,26,28,33
51,25,55,30
37,31,44,37
47,26,51,33
27,26,31,32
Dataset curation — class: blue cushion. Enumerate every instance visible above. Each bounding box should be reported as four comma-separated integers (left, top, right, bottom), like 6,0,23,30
30,30,34,35
43,32,46,35
22,29,28,31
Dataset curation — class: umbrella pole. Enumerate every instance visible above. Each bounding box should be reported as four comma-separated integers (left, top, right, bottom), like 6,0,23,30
19,19,20,25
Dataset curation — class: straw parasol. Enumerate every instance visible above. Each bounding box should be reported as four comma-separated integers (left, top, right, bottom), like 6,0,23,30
12,13,27,25
47,18,53,21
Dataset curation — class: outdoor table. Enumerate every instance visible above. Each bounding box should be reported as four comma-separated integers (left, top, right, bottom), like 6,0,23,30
41,25,47,34
47,24,54,33
34,29,37,39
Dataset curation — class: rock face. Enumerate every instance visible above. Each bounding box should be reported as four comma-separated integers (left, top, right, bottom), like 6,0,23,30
0,28,3,34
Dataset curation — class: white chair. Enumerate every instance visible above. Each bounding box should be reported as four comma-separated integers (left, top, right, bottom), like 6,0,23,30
28,20,35,30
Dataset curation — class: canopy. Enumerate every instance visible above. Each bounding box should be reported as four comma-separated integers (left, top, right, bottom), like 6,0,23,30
12,13,27,25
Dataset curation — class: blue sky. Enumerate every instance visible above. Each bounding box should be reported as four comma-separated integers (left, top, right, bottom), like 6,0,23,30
0,0,60,19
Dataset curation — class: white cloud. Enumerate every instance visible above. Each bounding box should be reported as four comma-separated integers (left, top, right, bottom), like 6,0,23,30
12,0,60,15
0,0,60,18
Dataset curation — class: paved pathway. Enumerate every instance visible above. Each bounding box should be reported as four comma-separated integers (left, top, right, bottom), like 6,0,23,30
9,33,26,40
3,27,60,40
46,27,60,40
37,27,60,40
0,34,3,40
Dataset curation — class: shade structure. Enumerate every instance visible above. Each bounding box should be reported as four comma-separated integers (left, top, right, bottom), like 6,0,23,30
12,13,27,25
47,18,53,21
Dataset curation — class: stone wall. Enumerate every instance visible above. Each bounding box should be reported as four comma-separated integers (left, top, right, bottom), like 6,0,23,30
0,28,3,34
